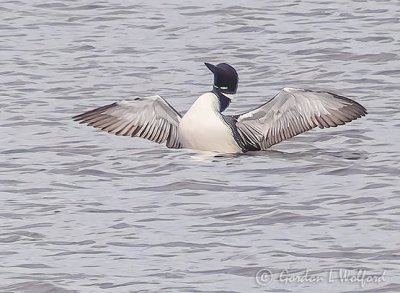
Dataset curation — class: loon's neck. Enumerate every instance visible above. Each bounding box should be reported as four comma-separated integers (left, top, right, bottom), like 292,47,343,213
212,87,231,112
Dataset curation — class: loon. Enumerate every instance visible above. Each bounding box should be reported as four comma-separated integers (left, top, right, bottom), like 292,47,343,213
73,62,367,153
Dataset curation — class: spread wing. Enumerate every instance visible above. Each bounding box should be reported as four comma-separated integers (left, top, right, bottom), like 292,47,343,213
73,95,182,148
235,88,367,150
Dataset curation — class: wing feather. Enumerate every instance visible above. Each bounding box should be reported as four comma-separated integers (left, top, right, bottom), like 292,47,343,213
235,88,367,150
73,95,182,148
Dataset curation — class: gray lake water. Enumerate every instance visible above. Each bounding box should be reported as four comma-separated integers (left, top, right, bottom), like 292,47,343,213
1,1,400,292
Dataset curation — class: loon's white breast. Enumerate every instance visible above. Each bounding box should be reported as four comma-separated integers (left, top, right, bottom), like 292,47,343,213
178,92,242,153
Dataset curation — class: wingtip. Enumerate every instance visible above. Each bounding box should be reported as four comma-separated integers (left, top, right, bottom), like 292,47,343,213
362,105,368,115
72,112,89,122
72,102,118,123
356,103,368,117
72,114,82,121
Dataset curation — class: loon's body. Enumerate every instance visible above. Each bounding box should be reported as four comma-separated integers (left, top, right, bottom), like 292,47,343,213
179,92,242,153
74,63,367,153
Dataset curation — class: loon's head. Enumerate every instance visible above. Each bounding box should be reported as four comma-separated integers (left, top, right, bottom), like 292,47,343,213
205,62,238,96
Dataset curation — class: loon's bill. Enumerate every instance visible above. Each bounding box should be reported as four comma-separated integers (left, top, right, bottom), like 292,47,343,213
73,63,367,153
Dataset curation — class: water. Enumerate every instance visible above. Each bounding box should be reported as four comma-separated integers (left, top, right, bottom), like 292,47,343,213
1,0,399,292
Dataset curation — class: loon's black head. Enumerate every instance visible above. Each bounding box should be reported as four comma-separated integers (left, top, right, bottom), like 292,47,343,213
205,62,238,94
